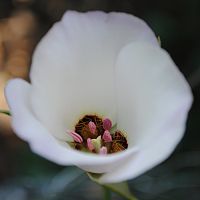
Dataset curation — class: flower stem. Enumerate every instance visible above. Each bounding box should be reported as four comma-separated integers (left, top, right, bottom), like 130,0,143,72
103,186,112,200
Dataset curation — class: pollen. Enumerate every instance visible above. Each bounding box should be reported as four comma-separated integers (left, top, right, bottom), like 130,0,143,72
67,115,128,154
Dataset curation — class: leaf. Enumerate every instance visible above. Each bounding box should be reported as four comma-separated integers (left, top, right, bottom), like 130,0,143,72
87,173,138,200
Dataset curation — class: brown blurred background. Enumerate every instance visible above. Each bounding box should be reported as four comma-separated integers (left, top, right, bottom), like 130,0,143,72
0,0,200,200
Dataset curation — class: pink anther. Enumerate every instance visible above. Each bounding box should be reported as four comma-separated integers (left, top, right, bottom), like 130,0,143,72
87,138,94,151
102,130,112,142
103,118,112,130
67,131,83,143
99,146,108,155
88,121,96,134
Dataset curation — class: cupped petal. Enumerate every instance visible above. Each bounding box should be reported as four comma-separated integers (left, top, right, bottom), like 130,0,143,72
98,42,192,183
29,11,159,140
5,79,138,173
99,122,185,183
116,42,192,146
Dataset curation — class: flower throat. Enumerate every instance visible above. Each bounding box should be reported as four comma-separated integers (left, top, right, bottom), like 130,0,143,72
67,115,128,155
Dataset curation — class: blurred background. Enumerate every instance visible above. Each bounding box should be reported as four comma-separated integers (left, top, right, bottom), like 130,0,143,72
0,0,199,199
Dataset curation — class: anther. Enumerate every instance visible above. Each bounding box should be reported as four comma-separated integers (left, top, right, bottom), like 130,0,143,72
87,138,94,151
103,118,112,130
99,146,108,155
67,130,83,143
102,130,112,142
88,121,96,134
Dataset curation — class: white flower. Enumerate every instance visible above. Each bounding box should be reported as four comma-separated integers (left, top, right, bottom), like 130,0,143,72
5,11,193,183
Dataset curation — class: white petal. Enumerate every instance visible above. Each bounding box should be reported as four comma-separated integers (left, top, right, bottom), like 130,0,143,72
29,11,158,140
98,42,193,183
99,122,185,183
5,79,138,173
116,42,192,146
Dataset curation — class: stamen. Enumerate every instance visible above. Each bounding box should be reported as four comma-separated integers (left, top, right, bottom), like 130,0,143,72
102,130,112,142
87,138,94,151
103,118,112,130
88,121,96,134
70,114,128,154
67,131,83,143
99,146,108,155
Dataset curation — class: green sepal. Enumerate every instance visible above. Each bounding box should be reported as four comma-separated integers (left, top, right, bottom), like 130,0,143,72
87,173,138,200
157,36,161,46
0,110,11,116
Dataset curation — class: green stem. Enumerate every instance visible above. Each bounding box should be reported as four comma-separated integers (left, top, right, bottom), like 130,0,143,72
103,186,112,200
0,110,11,116
104,184,138,200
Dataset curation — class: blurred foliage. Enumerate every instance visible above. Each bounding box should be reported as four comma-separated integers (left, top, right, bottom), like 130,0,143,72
0,0,200,200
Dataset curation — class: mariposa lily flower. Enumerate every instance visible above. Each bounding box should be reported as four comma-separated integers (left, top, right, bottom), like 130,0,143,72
5,11,192,183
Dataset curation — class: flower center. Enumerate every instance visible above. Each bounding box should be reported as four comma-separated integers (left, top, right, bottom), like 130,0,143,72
67,115,128,155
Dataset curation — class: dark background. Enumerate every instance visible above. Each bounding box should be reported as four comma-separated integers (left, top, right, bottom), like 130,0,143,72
0,0,200,199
